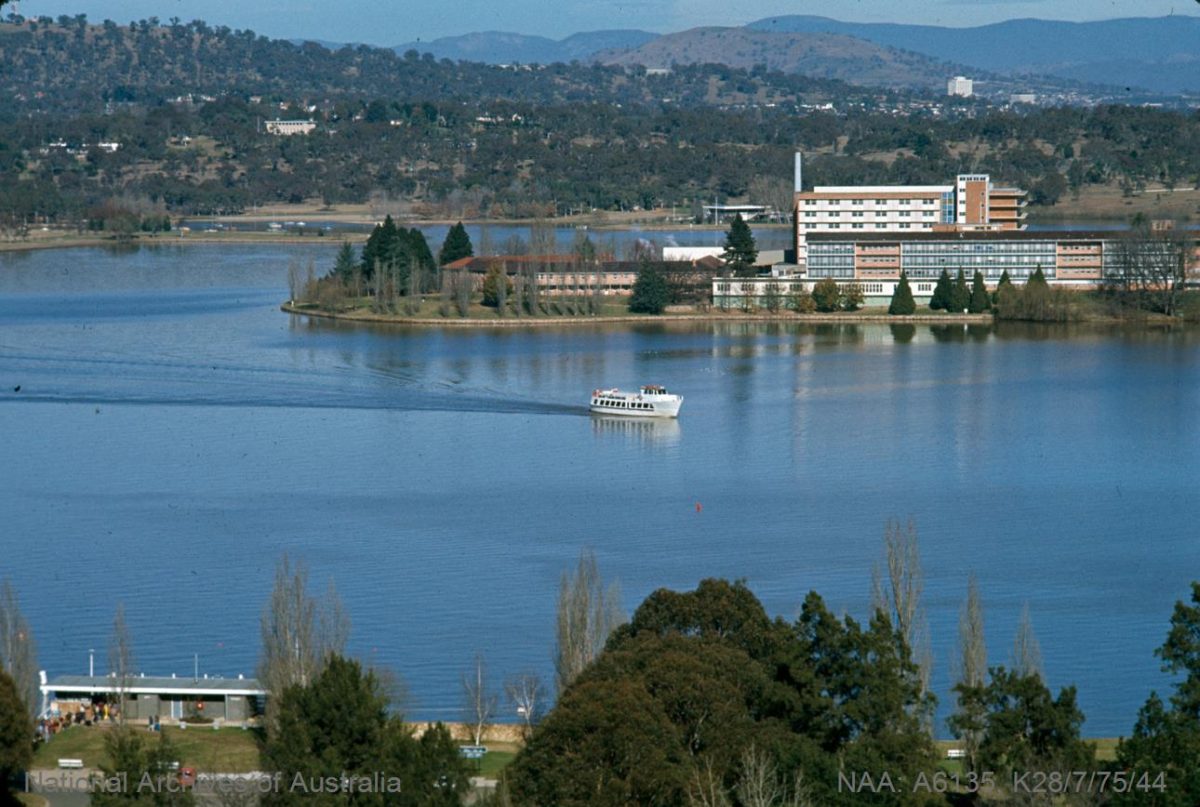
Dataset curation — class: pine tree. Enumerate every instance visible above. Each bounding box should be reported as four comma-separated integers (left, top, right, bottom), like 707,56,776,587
1028,265,1049,288
332,241,356,282
360,215,399,282
929,268,953,311
629,264,669,314
889,271,916,315
950,268,971,313
969,270,991,313
721,214,758,277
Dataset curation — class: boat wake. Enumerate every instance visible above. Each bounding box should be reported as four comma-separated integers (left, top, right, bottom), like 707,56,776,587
0,345,584,416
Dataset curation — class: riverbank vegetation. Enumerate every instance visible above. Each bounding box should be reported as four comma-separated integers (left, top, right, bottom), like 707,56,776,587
6,536,1200,804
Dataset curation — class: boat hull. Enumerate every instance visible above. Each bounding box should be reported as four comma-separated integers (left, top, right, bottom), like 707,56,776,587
589,402,680,418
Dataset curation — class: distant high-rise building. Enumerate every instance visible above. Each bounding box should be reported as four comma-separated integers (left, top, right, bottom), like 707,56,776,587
947,76,974,97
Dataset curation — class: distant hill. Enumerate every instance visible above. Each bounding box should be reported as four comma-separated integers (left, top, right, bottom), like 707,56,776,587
746,15,1200,94
595,27,983,91
393,29,657,64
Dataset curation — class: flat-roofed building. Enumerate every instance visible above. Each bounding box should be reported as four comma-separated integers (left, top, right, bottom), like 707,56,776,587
713,229,1197,309
948,76,974,97
792,170,1026,269
41,672,266,722
264,119,316,136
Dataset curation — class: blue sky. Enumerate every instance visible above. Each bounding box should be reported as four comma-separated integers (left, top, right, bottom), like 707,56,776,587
9,0,1200,44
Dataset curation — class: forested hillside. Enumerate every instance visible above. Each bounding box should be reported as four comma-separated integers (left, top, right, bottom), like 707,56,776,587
0,15,867,114
2,15,1199,227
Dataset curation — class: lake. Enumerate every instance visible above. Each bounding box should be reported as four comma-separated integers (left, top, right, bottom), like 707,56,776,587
1,241,1198,737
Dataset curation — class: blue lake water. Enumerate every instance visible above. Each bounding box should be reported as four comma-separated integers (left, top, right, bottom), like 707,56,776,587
1,242,1198,736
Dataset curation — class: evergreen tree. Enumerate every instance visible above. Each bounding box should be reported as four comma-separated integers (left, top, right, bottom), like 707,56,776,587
0,668,31,799
888,270,916,315
361,215,400,281
264,655,468,807
721,214,758,277
994,268,1013,304
951,667,1092,789
950,268,971,312
1028,265,1049,288
811,278,841,312
331,241,356,282
628,264,669,314
1115,582,1200,806
968,270,991,313
91,727,193,807
929,268,953,311
480,265,511,308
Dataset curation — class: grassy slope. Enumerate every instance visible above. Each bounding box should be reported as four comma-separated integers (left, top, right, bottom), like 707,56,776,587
32,725,264,772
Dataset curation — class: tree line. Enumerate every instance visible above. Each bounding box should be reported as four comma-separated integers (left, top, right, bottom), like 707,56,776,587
5,530,1200,804
4,17,1200,228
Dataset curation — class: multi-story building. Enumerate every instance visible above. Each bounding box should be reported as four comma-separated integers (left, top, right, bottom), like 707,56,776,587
947,76,974,97
713,229,1198,309
792,170,1026,267
264,119,316,136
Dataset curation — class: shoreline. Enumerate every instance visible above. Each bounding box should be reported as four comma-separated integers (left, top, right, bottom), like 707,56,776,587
280,302,995,327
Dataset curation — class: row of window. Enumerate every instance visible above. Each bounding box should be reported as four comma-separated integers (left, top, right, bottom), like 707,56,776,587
809,222,932,230
802,198,938,206
804,211,937,219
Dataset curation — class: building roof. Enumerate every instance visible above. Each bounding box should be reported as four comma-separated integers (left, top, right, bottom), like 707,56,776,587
807,186,952,195
43,674,266,698
443,255,611,270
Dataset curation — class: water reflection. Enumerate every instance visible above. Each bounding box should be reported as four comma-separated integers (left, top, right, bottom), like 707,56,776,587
590,414,681,447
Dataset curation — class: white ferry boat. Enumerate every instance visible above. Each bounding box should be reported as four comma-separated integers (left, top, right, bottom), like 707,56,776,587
589,385,683,418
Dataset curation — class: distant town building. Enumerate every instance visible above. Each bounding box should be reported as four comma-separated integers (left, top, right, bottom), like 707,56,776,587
947,76,974,97
1010,93,1038,105
264,119,316,136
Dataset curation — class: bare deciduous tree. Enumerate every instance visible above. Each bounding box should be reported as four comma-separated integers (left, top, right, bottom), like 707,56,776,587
462,652,497,746
504,671,545,740
554,548,626,694
1108,220,1193,316
955,573,987,771
0,579,39,720
734,745,815,807
286,259,302,304
687,759,732,807
258,554,349,732
108,603,135,724
873,518,932,728
1011,601,1044,680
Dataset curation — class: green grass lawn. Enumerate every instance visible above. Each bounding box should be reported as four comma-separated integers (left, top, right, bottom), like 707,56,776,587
32,725,263,772
461,741,520,780
1090,737,1120,762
